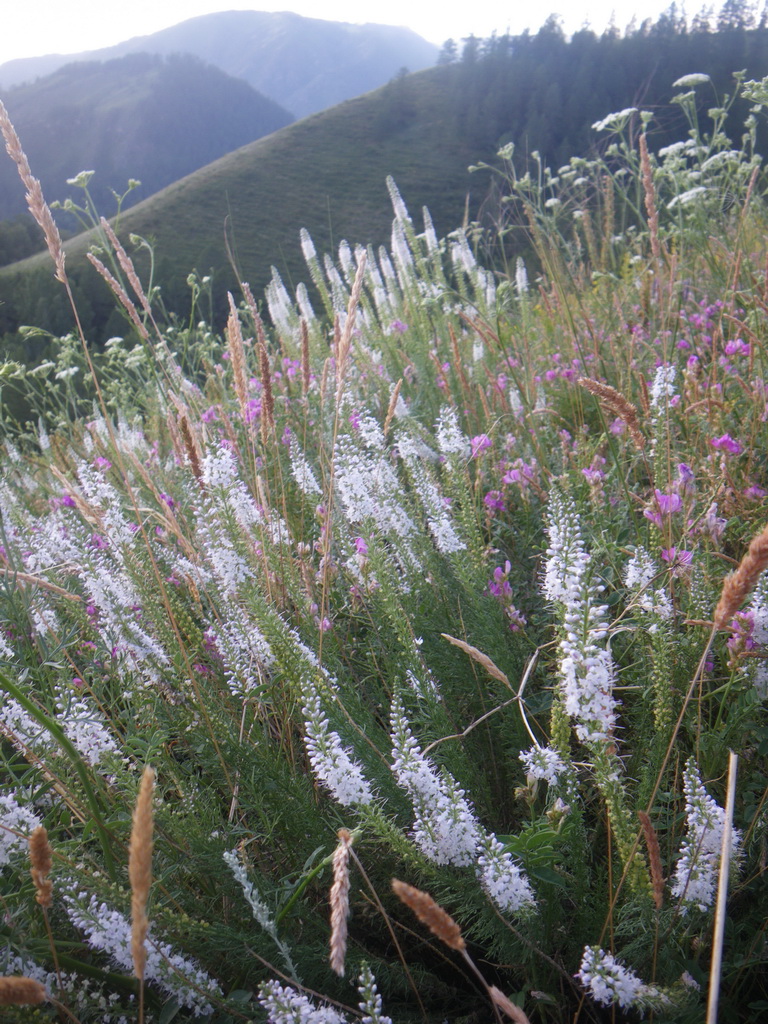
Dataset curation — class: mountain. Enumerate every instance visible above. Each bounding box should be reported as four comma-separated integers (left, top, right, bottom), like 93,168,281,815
3,16,768,347
0,53,293,223
0,11,439,119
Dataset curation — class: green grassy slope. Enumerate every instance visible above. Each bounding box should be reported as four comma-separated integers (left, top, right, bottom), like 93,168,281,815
0,65,483,335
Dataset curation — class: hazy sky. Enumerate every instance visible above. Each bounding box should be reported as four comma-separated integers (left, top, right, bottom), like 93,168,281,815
1,0,683,65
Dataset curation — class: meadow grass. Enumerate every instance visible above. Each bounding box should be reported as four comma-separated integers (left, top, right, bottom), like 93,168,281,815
0,76,767,1024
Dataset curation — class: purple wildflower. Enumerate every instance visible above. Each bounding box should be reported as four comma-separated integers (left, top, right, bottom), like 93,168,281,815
471,434,492,458
710,434,742,455
484,490,505,511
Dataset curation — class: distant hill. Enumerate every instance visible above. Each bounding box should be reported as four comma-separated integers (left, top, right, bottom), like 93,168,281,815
3,16,768,347
0,53,293,225
0,11,439,119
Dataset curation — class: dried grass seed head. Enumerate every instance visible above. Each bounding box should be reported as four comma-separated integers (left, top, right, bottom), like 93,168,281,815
391,878,465,952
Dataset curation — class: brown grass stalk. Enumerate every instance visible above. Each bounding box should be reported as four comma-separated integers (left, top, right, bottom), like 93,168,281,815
226,293,249,420
241,280,268,348
714,522,768,629
577,376,646,450
488,986,532,1024
86,252,151,343
99,217,154,320
391,879,465,952
441,633,512,690
329,829,353,976
0,99,65,283
639,134,661,265
335,253,367,401
383,379,403,437
258,342,275,443
29,825,53,908
300,318,311,397
179,415,204,485
129,766,155,983
0,977,47,1006
637,811,664,910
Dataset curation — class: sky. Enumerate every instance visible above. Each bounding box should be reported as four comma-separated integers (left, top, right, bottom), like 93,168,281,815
0,0,686,66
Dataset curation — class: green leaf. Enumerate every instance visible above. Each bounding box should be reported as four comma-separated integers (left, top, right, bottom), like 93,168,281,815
529,865,566,887
158,997,181,1024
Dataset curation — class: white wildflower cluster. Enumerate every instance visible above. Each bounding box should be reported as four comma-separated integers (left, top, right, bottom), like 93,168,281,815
79,558,169,673
422,207,439,255
672,73,711,88
63,888,221,1015
624,547,672,619
435,407,470,459
324,253,351,316
0,629,13,659
21,507,80,576
0,950,133,1022
542,491,618,743
266,269,296,336
56,689,120,768
223,849,275,931
387,175,412,226
302,686,373,807
224,849,298,976
751,589,768,697
358,964,393,1024
202,445,291,545
649,364,677,408
390,697,535,911
334,433,419,572
29,603,61,640
205,541,250,597
355,411,386,451
592,107,638,132
76,462,135,550
449,233,495,307
577,945,670,1011
392,221,414,283
670,758,742,913
668,186,709,209
405,667,441,700
519,745,567,785
290,444,322,496
259,979,348,1024
515,257,529,295
476,833,535,915
397,435,465,555
0,697,53,755
0,789,41,867
205,604,274,695
296,281,316,324
390,695,479,866
300,227,318,264
624,546,655,592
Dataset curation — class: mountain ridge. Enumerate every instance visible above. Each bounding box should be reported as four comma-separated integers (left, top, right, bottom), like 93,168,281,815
0,10,439,118
0,52,294,223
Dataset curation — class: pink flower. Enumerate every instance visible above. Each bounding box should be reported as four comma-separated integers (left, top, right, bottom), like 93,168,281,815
661,547,693,575
710,434,742,455
470,434,492,458
484,490,505,511
654,489,682,515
